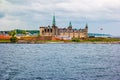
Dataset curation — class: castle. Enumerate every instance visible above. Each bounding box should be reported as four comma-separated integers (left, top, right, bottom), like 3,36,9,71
40,16,88,39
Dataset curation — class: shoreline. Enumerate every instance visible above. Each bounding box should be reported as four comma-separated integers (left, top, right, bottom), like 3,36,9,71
0,41,120,44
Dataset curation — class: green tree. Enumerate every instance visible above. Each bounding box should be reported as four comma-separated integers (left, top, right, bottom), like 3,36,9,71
10,37,18,43
72,38,80,42
9,30,18,43
22,30,27,35
9,30,17,37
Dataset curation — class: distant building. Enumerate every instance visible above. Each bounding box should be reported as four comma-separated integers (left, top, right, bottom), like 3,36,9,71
40,16,88,39
88,33,111,37
0,34,11,39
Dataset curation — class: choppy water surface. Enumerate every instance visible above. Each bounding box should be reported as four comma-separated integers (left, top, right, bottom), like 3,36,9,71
0,44,120,80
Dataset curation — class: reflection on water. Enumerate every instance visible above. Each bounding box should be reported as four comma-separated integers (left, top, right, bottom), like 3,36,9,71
0,44,120,80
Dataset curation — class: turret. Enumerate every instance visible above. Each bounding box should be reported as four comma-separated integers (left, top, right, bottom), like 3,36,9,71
52,15,58,36
52,15,56,27
68,21,72,29
85,23,88,38
85,23,88,29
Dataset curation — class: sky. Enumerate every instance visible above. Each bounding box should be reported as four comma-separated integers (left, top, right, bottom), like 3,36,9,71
0,0,120,36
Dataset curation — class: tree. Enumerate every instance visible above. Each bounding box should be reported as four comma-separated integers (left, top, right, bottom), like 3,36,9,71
9,30,18,43
22,30,27,35
10,37,18,43
72,38,80,42
9,30,16,37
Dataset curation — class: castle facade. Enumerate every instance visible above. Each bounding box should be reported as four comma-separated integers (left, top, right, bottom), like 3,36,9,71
40,16,88,39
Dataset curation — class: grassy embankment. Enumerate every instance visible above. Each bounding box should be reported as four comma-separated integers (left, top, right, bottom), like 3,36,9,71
71,37,120,43
0,37,120,43
0,39,11,43
38,37,120,43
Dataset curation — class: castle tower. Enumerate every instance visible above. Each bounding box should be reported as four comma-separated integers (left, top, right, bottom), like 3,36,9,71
68,21,72,29
85,23,88,29
85,23,88,38
52,15,56,26
52,15,58,36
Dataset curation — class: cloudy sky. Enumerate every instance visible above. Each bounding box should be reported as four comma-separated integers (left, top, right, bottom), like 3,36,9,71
0,0,120,35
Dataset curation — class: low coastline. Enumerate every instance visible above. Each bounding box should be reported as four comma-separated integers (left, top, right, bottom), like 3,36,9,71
0,37,120,44
0,41,120,44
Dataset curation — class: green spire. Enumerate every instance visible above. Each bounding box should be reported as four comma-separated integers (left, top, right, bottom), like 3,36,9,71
52,15,56,26
69,21,72,27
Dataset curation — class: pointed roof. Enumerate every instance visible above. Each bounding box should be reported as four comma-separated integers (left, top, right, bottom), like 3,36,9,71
85,23,88,28
69,21,72,27
52,15,56,26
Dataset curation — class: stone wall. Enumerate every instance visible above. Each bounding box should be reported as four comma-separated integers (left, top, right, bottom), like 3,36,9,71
40,26,88,38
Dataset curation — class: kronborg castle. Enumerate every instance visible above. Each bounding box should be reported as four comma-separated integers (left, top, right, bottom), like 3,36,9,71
40,16,88,39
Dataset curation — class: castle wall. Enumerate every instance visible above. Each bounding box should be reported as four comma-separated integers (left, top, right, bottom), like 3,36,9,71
44,32,52,36
59,33,64,36
40,27,45,36
40,26,88,39
70,33,74,38
74,32,79,38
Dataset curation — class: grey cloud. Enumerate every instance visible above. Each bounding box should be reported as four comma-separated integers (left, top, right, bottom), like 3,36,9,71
0,12,5,18
0,0,120,35
6,0,31,5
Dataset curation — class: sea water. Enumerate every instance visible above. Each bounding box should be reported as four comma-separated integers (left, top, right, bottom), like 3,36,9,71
0,44,120,80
